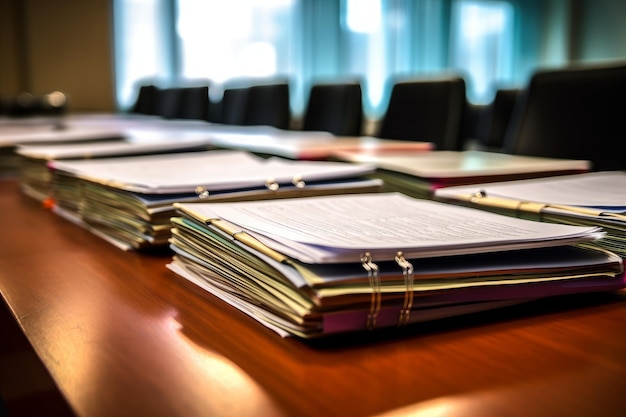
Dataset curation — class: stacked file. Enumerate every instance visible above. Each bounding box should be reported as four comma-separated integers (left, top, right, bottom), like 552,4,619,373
435,171,626,258
209,129,433,160
167,193,625,338
16,131,214,202
331,150,590,198
48,150,382,250
0,121,125,176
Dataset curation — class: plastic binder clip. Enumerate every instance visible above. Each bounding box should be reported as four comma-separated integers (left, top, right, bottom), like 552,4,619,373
361,252,381,330
395,251,414,327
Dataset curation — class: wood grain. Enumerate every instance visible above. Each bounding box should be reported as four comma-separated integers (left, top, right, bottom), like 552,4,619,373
1,178,625,417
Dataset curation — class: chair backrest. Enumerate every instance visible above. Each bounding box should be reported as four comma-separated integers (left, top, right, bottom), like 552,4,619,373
479,88,520,151
220,87,250,125
377,76,467,150
131,84,159,115
178,86,209,120
154,87,184,119
503,62,626,171
302,82,363,136
243,83,291,129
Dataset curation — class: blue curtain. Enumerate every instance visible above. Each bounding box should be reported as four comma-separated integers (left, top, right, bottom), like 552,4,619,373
113,0,584,117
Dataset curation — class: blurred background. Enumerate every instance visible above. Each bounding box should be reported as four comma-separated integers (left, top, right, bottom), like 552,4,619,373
1,0,625,123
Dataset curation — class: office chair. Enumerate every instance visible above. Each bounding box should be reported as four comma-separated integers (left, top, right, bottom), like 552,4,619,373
503,62,626,171
243,82,291,129
130,84,159,115
177,86,209,120
153,87,184,119
478,88,520,151
301,81,363,136
220,86,250,125
377,76,467,150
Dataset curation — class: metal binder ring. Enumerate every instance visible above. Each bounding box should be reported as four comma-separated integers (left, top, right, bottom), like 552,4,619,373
395,251,414,327
265,178,280,191
361,252,381,330
195,186,210,199
292,175,305,189
470,190,487,202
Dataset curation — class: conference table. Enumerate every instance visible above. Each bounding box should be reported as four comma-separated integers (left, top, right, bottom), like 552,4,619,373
1,177,625,417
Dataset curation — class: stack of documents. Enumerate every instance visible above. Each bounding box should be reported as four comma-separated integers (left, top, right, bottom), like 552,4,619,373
434,171,626,258
208,130,433,160
48,150,382,250
0,122,125,176
16,131,214,202
331,150,590,198
167,193,625,338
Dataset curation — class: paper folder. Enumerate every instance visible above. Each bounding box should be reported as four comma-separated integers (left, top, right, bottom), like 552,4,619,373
167,193,625,338
48,150,382,250
434,171,626,257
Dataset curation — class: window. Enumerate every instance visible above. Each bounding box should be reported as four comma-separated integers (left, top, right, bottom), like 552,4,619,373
113,0,173,109
113,0,519,114
450,0,515,103
177,0,296,83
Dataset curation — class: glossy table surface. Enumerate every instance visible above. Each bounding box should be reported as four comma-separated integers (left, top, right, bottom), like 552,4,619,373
1,178,626,417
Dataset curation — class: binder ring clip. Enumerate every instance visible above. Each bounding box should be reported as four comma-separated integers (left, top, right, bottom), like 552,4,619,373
195,186,210,199
470,190,487,203
292,175,305,189
395,251,414,327
361,252,381,330
265,178,280,191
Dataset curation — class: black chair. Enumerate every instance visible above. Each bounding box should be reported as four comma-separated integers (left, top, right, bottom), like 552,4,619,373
243,82,291,129
130,84,159,115
503,62,626,171
178,86,209,120
301,81,363,136
377,76,467,150
478,88,520,151
153,87,184,119
220,86,250,125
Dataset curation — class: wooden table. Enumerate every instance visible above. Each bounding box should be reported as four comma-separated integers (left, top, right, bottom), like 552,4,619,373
1,177,626,417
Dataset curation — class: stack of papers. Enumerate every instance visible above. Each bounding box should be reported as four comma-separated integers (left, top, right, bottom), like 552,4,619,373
48,150,382,250
167,193,625,338
0,123,126,176
209,130,433,160
331,150,590,198
16,130,215,201
434,171,626,258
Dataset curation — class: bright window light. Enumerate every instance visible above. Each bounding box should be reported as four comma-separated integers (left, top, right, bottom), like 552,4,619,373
345,0,382,33
177,0,292,84
451,0,514,103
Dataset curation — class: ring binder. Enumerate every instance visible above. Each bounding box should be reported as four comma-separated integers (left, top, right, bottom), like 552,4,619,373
265,178,279,191
395,251,414,327
265,176,307,190
292,175,305,188
470,190,487,202
361,252,381,330
195,186,210,199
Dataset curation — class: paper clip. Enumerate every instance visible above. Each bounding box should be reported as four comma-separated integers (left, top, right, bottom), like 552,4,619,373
361,252,381,330
395,251,414,327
